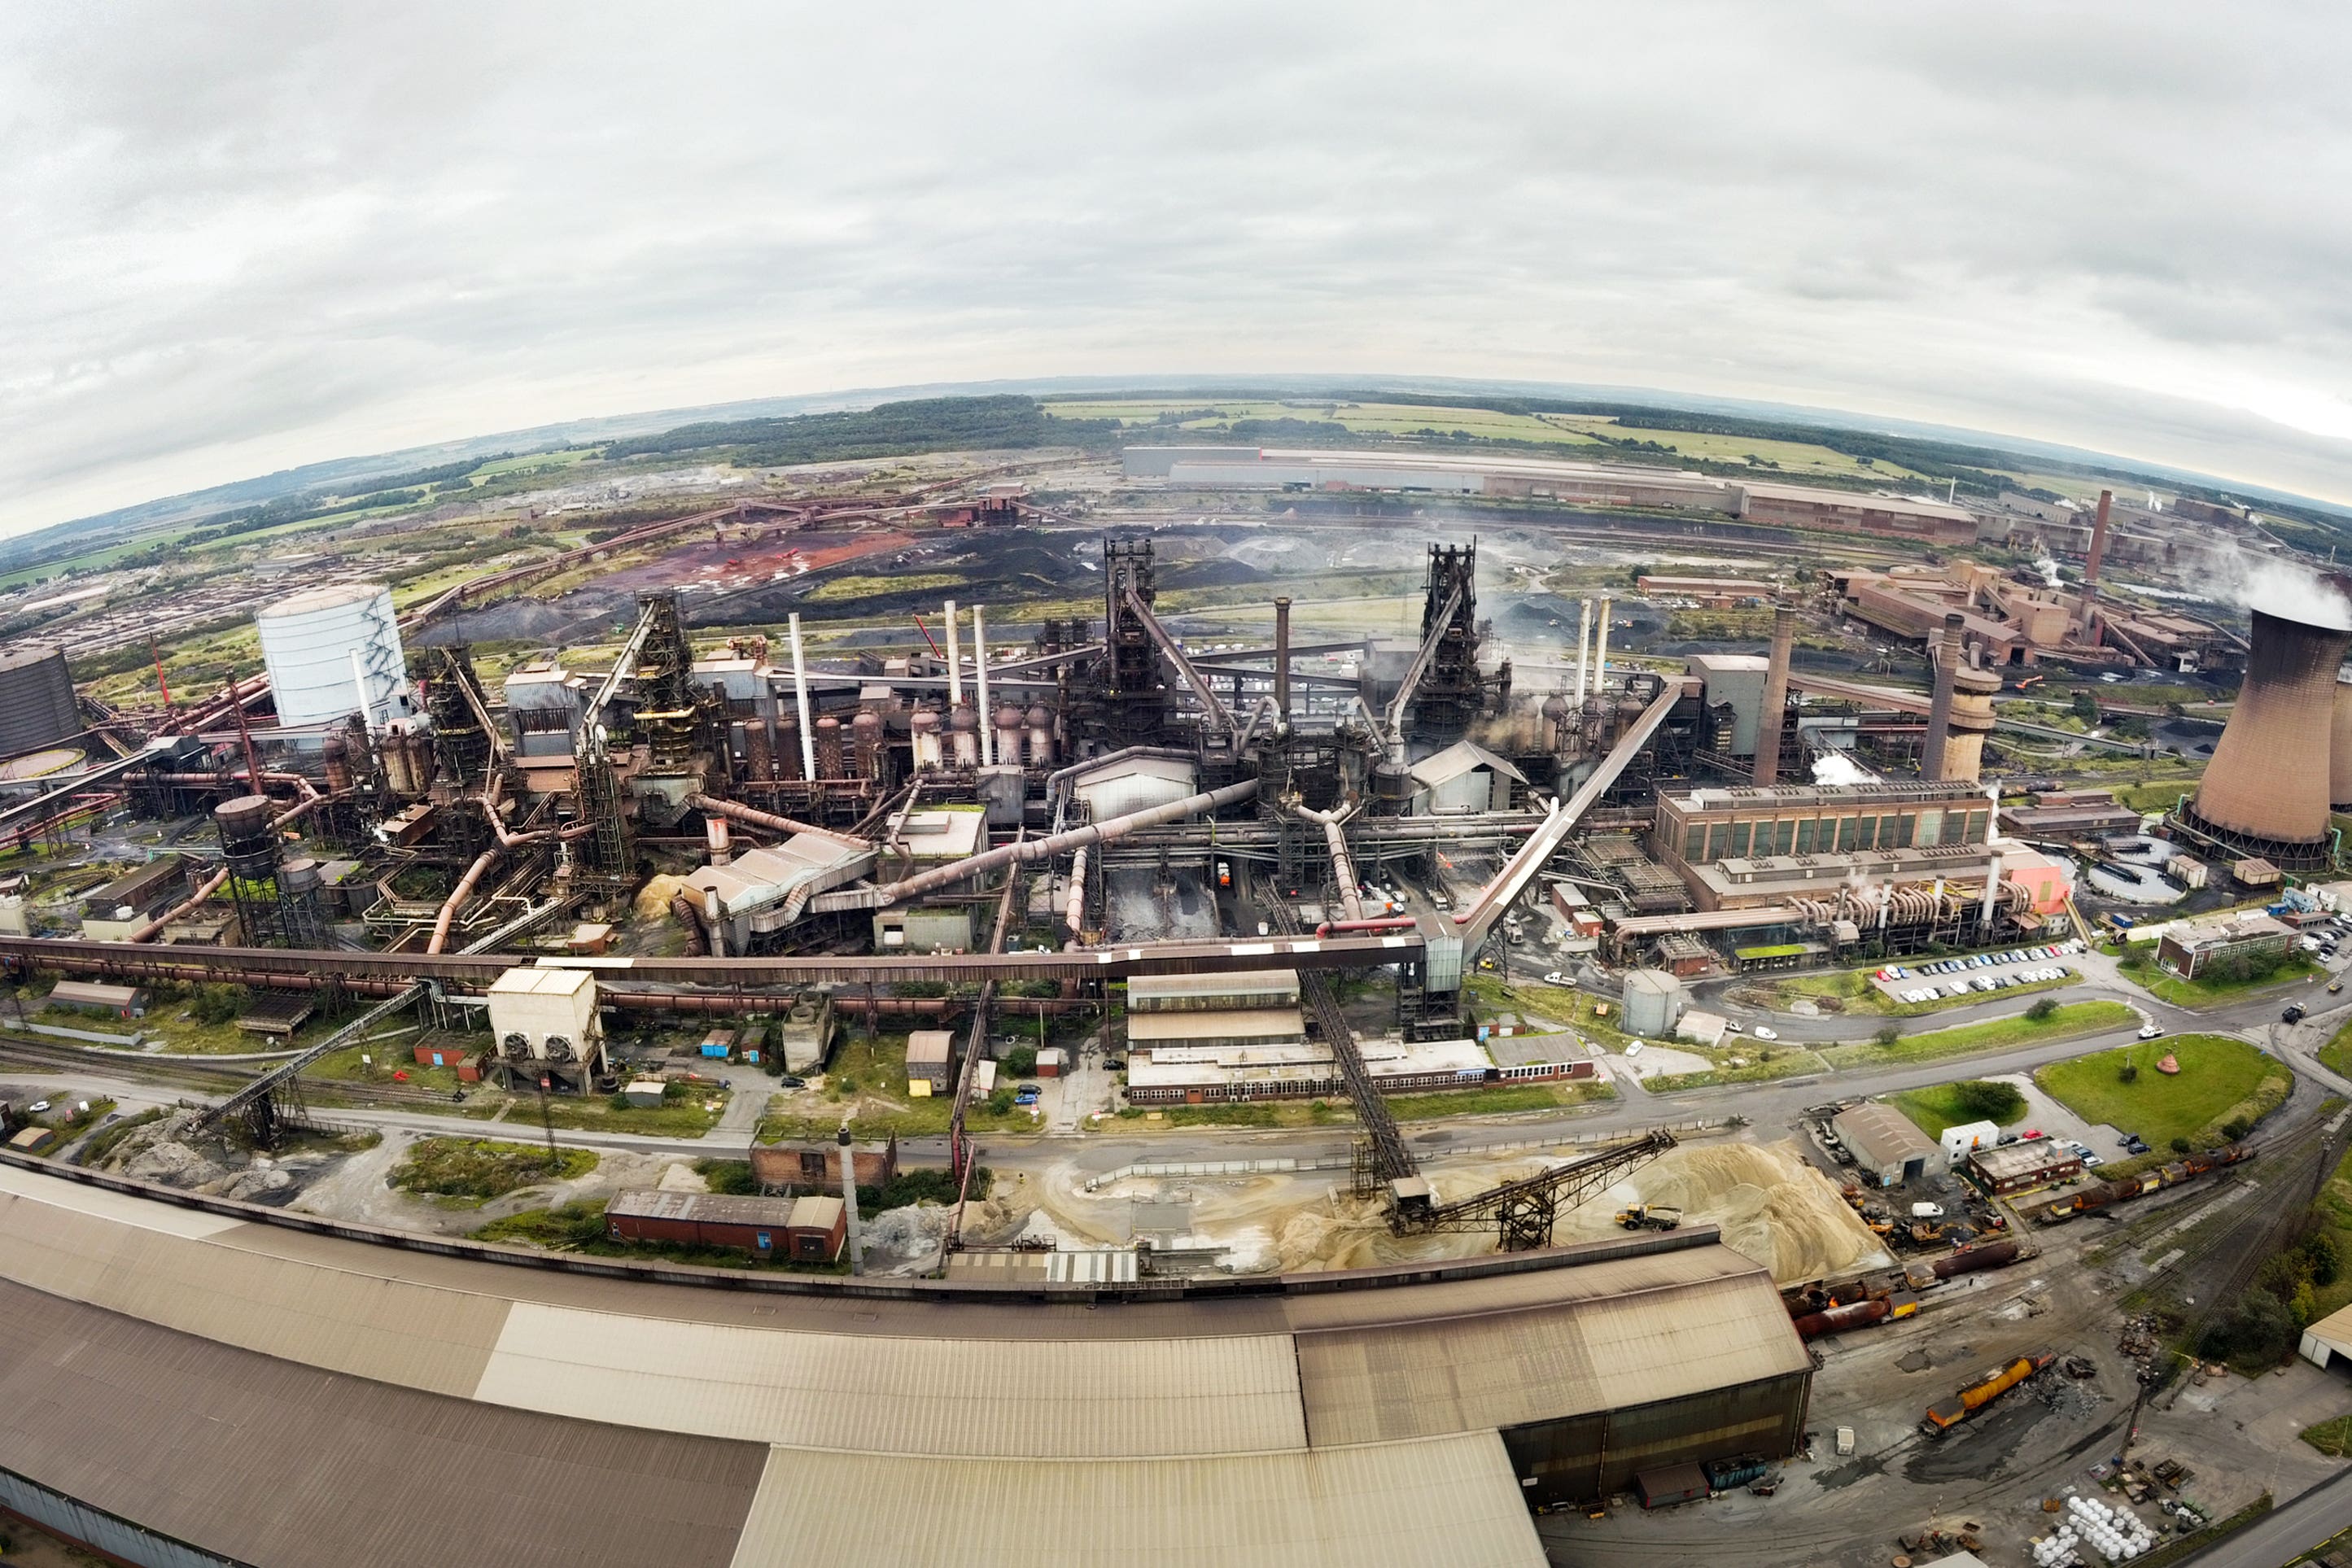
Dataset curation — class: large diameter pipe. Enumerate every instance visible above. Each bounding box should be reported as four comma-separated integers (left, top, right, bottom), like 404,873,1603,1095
1294,803,1364,921
875,778,1259,907
1314,915,1417,939
973,605,992,767
943,600,963,711
787,614,818,783
689,794,862,846
426,847,503,954
1755,605,1795,786
129,866,229,943
1274,596,1292,721
1065,846,1087,937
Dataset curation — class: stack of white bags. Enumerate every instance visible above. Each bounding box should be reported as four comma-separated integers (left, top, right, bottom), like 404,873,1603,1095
2030,1495,2156,1564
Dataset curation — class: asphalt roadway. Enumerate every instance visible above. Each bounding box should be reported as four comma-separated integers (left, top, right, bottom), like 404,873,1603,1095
2178,1467,2352,1567
28,954,2352,1184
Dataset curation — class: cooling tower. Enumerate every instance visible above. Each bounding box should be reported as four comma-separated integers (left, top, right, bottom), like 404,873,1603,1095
2183,607,2352,862
2334,676,2352,811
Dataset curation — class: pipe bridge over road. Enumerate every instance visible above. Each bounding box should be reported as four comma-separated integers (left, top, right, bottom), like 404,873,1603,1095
0,931,1427,992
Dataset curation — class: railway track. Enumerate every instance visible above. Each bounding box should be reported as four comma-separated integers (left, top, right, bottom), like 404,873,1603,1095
0,1032,464,1110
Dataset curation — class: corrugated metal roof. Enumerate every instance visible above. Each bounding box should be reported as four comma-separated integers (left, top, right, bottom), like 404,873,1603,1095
1834,1102,1939,1167
723,1433,1544,1568
473,1303,1309,1457
0,1276,766,1568
0,1172,508,1396
1293,1255,1809,1448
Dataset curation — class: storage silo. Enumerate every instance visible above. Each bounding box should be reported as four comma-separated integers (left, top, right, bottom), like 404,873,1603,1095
0,646,83,758
1621,969,1685,1038
255,583,409,728
2182,605,2352,866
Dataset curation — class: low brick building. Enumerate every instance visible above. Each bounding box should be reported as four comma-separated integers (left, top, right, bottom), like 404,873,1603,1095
750,1136,898,1191
2157,911,2296,980
604,1190,846,1262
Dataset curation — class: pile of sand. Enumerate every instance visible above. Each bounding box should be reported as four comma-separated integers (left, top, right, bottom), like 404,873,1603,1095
1554,1140,1889,1282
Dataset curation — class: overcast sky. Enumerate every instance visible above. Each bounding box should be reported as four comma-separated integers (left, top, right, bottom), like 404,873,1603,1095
7,2,2351,534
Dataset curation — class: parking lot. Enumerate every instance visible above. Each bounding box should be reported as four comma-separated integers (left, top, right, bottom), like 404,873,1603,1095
1867,939,2088,1006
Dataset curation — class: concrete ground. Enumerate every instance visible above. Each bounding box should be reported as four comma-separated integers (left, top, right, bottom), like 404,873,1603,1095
1977,1071,2136,1160
1536,1151,2350,1568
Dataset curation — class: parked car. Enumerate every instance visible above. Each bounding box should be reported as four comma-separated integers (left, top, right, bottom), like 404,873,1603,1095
26,1100,49,1114
1725,1021,1745,1034
1624,1042,1645,1057
1752,1026,1778,1041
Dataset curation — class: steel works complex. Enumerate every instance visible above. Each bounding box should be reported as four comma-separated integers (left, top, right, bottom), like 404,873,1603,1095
0,415,2344,1566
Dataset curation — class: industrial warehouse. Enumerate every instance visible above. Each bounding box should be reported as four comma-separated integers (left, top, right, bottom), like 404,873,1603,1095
0,400,2339,1567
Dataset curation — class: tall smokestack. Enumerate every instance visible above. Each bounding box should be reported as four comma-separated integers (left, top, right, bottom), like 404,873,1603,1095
1921,613,1964,780
1573,598,1593,703
1592,597,1612,697
973,605,992,766
943,600,964,712
838,1125,863,1275
787,614,817,783
1273,596,1292,723
2186,607,2352,861
2082,489,2112,644
1755,605,1795,786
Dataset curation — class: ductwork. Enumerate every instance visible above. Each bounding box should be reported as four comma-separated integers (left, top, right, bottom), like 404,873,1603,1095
1293,801,1364,922
867,778,1260,908
129,866,229,943
689,793,862,846
1065,846,1087,937
2188,606,2352,850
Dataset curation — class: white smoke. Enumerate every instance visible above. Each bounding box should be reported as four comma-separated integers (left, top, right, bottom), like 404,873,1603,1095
2204,543,2352,631
2033,557,2061,588
1811,752,1873,786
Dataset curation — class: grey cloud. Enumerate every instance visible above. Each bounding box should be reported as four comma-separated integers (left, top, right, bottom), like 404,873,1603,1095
7,1,2352,532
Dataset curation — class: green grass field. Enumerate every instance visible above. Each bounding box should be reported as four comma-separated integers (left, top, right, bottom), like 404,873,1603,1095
2132,954,2318,1008
2034,1034,2284,1148
1891,1082,2023,1139
1815,1001,2136,1070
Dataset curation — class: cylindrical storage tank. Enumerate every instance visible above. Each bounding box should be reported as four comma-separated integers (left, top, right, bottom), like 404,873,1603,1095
255,583,408,728
321,732,352,793
0,646,83,759
948,705,980,769
815,715,844,780
2332,676,2352,810
1025,705,1055,767
279,857,321,893
994,705,1025,767
214,795,278,880
774,711,801,780
911,705,942,771
851,711,883,780
1620,969,1684,1037
2189,605,2352,853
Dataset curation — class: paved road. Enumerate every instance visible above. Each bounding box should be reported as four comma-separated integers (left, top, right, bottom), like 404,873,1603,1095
2177,1468,2352,1567
18,946,2352,1174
